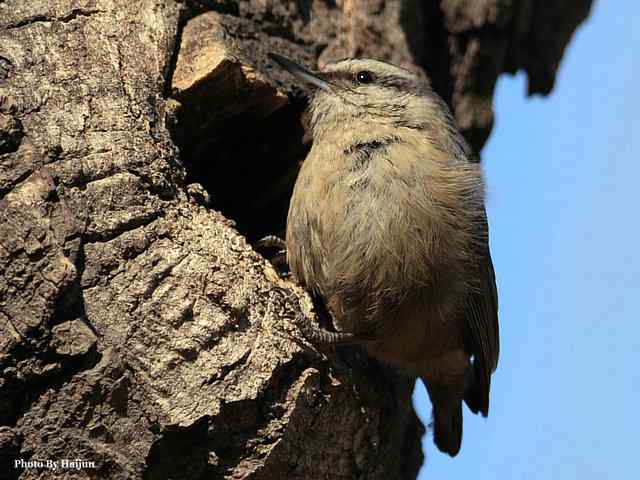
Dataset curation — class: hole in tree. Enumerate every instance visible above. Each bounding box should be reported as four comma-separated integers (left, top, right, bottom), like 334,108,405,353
169,92,309,244
165,13,317,251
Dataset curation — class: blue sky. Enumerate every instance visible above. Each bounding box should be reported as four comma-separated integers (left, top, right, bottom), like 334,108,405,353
415,2,640,478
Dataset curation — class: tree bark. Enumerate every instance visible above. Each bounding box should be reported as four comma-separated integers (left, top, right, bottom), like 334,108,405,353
0,1,591,479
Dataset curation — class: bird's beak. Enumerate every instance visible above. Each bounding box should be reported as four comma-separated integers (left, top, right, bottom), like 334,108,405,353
268,53,332,92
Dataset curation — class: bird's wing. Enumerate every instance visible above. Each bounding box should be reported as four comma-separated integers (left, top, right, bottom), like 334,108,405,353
463,213,500,416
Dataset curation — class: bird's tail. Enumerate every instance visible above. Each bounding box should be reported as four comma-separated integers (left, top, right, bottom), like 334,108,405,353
463,361,490,417
424,381,463,457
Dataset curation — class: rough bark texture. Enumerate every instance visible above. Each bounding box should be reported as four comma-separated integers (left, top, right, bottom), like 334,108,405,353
0,1,591,479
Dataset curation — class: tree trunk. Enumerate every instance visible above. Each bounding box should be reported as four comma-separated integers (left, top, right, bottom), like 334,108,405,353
0,1,591,478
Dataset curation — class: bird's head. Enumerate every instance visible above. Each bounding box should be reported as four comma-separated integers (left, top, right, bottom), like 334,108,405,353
268,53,456,143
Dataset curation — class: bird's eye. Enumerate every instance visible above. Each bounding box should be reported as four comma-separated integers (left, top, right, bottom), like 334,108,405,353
356,71,374,84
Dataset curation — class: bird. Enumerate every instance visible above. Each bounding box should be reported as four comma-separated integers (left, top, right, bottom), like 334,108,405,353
268,52,499,457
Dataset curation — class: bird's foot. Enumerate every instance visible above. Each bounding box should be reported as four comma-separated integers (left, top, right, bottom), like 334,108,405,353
295,312,375,346
255,235,286,251
254,235,288,274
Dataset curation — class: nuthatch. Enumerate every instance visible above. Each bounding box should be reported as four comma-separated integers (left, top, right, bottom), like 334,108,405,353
268,52,499,457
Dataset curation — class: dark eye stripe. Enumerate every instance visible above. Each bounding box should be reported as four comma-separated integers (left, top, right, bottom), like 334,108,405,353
323,71,354,82
323,71,414,92
378,76,414,91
